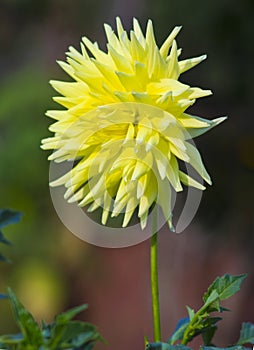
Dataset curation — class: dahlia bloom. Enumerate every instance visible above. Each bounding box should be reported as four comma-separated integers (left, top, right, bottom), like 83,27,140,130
42,18,226,229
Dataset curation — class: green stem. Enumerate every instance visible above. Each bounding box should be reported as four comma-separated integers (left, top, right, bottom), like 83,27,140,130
150,209,161,342
181,301,210,345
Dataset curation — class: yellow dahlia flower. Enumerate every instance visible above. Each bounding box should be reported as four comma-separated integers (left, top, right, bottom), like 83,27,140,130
42,18,226,230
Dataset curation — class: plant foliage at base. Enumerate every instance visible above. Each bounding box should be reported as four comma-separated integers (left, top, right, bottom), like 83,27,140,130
0,289,103,350
147,274,254,350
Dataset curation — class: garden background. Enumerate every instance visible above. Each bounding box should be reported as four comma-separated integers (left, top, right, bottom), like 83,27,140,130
0,0,253,349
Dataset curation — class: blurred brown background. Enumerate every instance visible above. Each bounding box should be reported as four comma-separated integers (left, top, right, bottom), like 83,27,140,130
0,0,253,349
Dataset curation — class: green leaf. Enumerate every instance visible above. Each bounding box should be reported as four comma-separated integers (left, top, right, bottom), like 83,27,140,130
203,290,220,312
147,343,192,350
203,274,247,303
201,325,217,346
70,325,101,346
201,317,222,345
46,304,89,347
1,290,102,349
56,322,99,345
55,304,88,324
179,275,240,346
0,209,22,229
168,318,189,344
43,304,103,349
7,288,43,346
237,322,254,345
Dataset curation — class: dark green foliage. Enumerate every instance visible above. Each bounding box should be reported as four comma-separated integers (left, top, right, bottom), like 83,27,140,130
167,274,247,345
203,274,247,307
0,208,102,349
237,322,254,345
0,209,22,255
173,274,246,345
168,318,189,345
0,289,103,350
0,209,22,230
147,274,254,350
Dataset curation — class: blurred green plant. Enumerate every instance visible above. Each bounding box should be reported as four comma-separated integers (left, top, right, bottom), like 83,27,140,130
0,209,22,301
0,209,22,264
0,211,103,349
146,274,254,350
0,289,103,350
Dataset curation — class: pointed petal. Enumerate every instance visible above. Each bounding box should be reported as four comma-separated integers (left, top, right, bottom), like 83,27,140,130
146,19,156,47
116,17,124,37
184,142,212,185
122,197,138,227
179,54,207,73
166,156,183,192
179,170,206,190
102,191,112,225
167,40,180,79
157,178,173,230
140,210,148,230
181,115,228,139
133,18,146,47
160,26,182,59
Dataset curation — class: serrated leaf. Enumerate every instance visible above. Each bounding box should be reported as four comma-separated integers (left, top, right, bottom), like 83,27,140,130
57,322,98,344
147,343,192,350
0,209,22,229
0,291,102,349
203,274,247,303
55,304,88,324
45,305,102,349
7,288,43,346
168,318,189,344
237,322,254,345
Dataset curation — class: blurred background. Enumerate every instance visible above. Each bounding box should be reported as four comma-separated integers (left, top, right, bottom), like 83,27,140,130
0,0,253,349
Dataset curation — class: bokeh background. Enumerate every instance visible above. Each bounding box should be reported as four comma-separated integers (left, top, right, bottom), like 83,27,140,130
0,0,254,349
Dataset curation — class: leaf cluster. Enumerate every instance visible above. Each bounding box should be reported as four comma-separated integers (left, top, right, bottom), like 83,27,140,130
0,209,103,350
147,274,254,350
0,289,104,350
